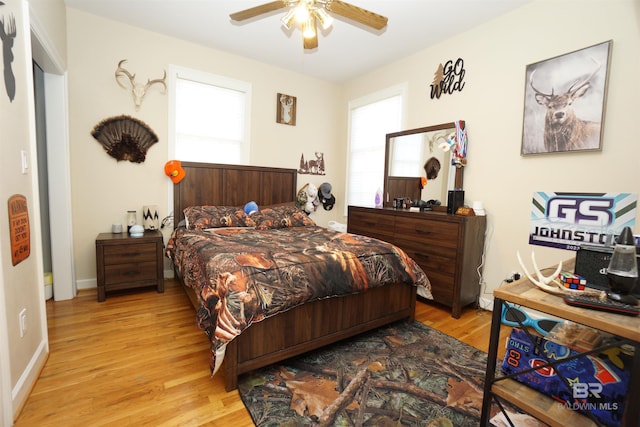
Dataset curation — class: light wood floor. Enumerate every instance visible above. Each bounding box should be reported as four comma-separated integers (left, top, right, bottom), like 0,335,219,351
15,279,509,426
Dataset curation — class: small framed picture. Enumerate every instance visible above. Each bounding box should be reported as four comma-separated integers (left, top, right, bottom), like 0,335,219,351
521,40,612,155
276,93,296,126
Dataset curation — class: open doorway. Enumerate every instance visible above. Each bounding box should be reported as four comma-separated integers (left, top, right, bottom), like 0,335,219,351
31,27,76,301
33,62,53,300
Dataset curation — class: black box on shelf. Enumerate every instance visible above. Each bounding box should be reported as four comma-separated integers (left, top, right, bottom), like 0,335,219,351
575,245,640,295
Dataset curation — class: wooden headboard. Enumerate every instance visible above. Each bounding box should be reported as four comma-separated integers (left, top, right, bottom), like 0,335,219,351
173,162,297,225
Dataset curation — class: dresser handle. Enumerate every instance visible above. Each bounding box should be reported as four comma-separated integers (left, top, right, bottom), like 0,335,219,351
414,229,431,235
122,252,142,257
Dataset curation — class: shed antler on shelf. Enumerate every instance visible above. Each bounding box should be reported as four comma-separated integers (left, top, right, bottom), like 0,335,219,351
516,251,605,298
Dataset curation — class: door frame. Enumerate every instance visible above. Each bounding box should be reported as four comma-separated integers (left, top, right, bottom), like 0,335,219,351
31,12,75,301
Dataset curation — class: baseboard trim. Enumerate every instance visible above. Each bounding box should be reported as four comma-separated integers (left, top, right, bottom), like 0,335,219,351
79,270,174,291
12,339,47,416
479,296,493,311
76,278,96,290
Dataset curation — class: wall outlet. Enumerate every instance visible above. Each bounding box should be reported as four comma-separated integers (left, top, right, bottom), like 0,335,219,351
19,308,27,337
505,271,521,283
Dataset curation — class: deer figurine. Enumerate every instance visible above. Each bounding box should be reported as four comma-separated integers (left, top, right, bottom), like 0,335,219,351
115,59,166,111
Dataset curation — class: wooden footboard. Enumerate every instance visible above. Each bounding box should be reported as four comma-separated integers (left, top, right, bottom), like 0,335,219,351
179,280,416,391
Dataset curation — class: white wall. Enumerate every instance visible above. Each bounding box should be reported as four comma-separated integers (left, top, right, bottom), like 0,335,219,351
66,9,344,284
0,0,60,421
342,0,640,303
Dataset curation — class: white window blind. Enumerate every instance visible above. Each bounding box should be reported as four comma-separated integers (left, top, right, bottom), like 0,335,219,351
346,92,403,211
171,67,251,164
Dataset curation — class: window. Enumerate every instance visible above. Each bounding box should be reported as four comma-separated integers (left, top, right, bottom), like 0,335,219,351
169,65,251,164
345,85,406,213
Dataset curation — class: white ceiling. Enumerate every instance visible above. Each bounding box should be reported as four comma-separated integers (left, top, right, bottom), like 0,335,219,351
64,0,533,83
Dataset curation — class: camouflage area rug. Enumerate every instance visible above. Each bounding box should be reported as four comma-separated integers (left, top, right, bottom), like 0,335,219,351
238,321,499,426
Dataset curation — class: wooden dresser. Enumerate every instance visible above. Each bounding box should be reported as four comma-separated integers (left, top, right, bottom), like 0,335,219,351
347,206,486,318
95,230,164,301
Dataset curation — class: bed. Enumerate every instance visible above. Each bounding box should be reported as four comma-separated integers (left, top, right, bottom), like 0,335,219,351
166,162,432,391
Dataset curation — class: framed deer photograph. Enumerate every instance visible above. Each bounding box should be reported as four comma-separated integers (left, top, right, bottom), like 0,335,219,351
521,40,612,155
276,93,296,126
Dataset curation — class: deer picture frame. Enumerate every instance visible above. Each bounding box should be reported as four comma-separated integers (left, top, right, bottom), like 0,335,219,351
276,93,296,126
521,40,612,155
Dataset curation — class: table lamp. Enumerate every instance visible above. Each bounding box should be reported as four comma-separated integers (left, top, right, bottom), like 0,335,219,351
607,226,638,305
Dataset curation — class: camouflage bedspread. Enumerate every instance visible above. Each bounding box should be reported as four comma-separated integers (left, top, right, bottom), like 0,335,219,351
165,225,431,375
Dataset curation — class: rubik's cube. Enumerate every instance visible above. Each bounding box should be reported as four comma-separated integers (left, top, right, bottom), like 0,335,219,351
558,272,586,290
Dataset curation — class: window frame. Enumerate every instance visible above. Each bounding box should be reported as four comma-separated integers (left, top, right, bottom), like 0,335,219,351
167,64,252,164
344,84,408,216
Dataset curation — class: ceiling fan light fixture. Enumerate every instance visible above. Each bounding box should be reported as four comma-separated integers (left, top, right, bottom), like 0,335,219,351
302,17,316,39
294,2,310,24
314,7,333,30
229,0,387,50
280,8,296,29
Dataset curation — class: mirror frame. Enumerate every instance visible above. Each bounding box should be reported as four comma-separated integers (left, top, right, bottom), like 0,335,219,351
383,122,463,210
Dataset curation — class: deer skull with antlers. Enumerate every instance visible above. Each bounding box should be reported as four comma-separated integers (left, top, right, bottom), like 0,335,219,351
115,59,167,111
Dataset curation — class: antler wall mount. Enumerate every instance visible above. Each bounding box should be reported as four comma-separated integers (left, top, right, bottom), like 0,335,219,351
115,59,167,110
230,0,388,50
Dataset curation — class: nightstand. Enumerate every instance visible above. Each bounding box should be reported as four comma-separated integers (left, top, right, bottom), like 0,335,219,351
95,230,164,301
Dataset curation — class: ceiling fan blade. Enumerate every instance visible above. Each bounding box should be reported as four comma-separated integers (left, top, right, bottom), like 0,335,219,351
328,0,388,30
230,1,286,21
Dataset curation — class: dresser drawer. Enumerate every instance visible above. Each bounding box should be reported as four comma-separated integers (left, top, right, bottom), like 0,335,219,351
400,246,456,276
394,216,459,250
347,209,395,242
104,261,158,285
103,242,157,264
426,276,454,304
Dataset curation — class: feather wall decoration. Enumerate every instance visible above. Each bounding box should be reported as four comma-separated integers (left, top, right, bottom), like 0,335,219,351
91,115,158,163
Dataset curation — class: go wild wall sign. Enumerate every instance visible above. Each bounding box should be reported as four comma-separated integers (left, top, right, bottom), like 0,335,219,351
430,58,466,99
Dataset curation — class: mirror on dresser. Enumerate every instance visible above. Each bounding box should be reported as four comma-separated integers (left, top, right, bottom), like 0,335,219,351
383,122,465,210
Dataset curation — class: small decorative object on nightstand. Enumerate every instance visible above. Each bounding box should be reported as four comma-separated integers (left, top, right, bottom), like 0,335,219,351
129,224,144,237
126,210,136,232
95,230,164,301
143,205,160,230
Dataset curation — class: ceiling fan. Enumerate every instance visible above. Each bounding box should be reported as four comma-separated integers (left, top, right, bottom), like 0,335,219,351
230,0,388,50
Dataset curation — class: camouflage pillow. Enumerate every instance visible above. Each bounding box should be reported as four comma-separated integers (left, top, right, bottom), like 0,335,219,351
183,206,256,230
253,205,316,230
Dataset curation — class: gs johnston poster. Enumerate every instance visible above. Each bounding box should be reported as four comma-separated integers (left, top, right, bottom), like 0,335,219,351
529,192,637,250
